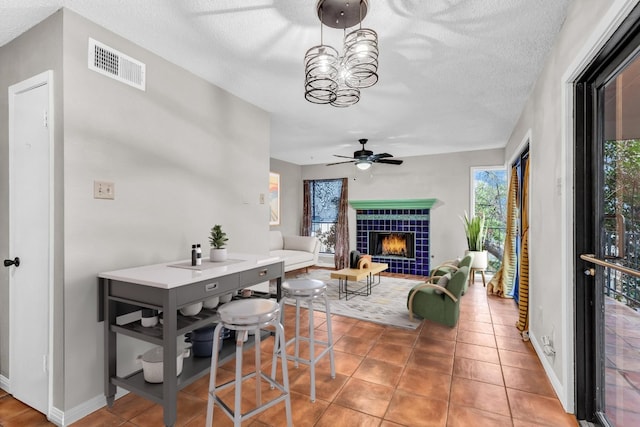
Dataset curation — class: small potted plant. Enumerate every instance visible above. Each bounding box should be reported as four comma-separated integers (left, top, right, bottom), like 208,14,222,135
461,212,488,269
209,224,229,262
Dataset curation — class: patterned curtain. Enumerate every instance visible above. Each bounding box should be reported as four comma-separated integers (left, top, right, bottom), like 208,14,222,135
334,178,350,269
487,165,519,297
516,159,530,336
301,180,311,236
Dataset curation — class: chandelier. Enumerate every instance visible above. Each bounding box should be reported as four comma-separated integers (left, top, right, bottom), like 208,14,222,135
304,0,379,108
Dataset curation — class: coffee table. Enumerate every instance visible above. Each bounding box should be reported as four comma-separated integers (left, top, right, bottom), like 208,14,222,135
330,262,389,300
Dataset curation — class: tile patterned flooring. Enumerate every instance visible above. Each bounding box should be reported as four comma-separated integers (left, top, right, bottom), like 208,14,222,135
0,273,578,426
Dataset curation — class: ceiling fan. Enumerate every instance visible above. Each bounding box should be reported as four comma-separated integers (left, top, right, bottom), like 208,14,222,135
326,139,404,170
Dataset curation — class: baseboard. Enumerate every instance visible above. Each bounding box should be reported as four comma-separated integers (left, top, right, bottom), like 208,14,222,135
58,388,128,426
1,375,128,426
48,406,64,426
0,374,9,392
529,331,571,412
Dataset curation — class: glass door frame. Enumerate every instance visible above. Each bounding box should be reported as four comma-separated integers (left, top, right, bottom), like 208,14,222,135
574,4,640,423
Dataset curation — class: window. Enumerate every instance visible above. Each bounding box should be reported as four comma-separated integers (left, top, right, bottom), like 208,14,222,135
472,167,508,272
309,179,343,254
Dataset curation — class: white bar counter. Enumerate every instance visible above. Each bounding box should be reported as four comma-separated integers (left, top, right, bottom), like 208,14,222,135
98,253,284,427
98,253,282,288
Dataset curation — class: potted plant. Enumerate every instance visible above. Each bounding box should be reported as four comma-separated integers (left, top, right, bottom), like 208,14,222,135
462,212,488,270
209,224,229,262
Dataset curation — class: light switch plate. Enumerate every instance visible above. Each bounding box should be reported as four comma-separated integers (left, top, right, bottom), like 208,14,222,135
94,181,115,200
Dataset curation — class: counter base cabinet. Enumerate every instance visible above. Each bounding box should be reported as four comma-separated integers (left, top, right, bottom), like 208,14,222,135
99,256,284,427
110,331,271,405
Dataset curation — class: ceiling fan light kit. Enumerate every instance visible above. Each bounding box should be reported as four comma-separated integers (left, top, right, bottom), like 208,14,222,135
356,159,372,170
304,0,378,107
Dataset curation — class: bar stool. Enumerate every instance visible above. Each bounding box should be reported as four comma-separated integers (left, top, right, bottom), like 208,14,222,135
272,278,335,402
206,299,292,427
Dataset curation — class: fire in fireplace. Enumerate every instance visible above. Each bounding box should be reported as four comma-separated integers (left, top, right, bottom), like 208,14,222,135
369,231,415,259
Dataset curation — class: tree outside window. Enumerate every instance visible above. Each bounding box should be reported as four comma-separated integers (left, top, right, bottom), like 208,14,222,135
472,168,507,272
310,179,342,254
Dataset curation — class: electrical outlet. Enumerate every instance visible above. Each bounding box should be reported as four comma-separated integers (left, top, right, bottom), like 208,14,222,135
94,180,115,200
259,193,265,204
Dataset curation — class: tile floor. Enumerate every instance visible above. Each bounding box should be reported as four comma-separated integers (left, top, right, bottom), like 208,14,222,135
0,273,578,426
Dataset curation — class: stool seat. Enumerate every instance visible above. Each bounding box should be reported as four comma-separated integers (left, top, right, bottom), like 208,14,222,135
217,299,280,328
282,278,327,297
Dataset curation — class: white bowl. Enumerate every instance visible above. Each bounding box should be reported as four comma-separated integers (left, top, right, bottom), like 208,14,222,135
141,315,158,327
179,302,203,316
140,308,158,327
203,296,219,309
219,292,233,304
138,347,190,383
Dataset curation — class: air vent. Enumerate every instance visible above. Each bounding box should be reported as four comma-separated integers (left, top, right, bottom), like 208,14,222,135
88,38,146,91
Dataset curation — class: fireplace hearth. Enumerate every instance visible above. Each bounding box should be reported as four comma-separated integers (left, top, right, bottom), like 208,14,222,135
369,232,415,259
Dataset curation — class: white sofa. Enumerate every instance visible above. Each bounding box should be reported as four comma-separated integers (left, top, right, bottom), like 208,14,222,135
269,230,320,272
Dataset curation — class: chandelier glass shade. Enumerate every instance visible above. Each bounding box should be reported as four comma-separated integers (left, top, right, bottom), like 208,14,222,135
344,28,379,88
330,56,360,107
304,0,378,107
304,45,339,104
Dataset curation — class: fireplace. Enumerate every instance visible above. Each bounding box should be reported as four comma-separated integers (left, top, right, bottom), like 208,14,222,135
349,199,439,276
369,232,415,259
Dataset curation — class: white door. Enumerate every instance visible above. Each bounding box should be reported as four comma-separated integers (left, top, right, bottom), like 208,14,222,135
7,71,53,415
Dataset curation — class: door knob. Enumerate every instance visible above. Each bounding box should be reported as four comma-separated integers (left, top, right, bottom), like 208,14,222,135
3,257,20,267
584,268,595,276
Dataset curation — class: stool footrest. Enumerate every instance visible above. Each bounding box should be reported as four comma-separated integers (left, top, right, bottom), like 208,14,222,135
213,370,258,393
210,390,289,423
210,362,290,423
283,335,331,349
280,340,334,367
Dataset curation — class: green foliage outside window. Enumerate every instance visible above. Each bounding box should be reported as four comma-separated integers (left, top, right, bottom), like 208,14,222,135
473,169,507,272
603,139,640,309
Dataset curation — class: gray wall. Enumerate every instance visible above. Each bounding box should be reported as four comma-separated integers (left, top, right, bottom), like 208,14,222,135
0,10,65,408
272,148,505,269
61,10,270,409
504,0,628,410
1,8,272,414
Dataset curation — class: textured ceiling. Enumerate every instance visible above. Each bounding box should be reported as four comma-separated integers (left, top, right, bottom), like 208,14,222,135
0,0,571,165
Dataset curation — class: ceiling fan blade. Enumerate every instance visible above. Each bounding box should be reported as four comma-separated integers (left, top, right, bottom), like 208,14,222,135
375,158,404,165
333,154,355,159
326,160,356,166
370,152,393,161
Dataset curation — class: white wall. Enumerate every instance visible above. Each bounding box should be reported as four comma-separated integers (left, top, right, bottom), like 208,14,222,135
504,0,638,412
60,10,271,411
296,148,505,269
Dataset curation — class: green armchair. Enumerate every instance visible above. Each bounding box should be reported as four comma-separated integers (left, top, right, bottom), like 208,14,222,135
407,266,469,327
427,253,474,294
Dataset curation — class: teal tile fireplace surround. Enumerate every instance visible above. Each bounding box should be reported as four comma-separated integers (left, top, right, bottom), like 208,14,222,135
350,199,438,276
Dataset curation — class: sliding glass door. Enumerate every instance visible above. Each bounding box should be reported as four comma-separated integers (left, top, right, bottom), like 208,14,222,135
575,7,640,425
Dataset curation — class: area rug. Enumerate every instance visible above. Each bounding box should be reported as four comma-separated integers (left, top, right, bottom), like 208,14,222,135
283,270,424,330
